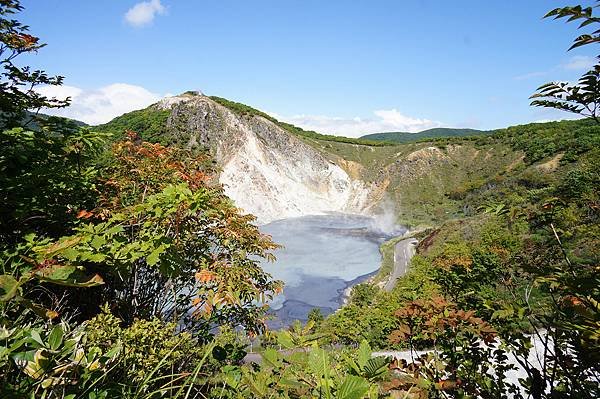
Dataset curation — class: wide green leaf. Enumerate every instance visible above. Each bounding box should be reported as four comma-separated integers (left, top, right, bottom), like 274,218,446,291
308,346,329,377
277,330,295,349
357,339,371,369
35,264,104,287
262,348,282,368
337,375,371,399
363,357,389,380
146,243,168,266
47,325,64,351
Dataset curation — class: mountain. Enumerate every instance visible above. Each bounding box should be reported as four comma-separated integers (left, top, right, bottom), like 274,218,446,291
360,128,490,143
14,111,88,130
97,92,597,227
97,92,380,224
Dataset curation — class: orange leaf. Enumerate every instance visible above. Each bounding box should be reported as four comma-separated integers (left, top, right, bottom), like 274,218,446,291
195,270,217,283
77,210,94,219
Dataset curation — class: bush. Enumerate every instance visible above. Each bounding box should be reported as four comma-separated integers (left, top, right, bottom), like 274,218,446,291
85,309,200,384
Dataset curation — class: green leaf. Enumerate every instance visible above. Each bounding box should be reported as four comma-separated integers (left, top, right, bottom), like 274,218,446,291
30,330,45,347
35,264,104,287
337,375,371,399
363,357,389,380
241,368,269,397
262,348,282,368
47,325,64,351
279,378,304,388
308,347,329,378
60,247,79,261
90,235,106,249
41,264,77,281
357,339,371,369
44,236,82,256
277,331,295,349
105,225,124,236
146,244,167,266
344,355,362,376
221,365,241,389
87,253,107,262
0,275,19,302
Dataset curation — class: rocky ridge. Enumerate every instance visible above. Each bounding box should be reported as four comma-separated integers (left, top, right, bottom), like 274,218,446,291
154,93,376,224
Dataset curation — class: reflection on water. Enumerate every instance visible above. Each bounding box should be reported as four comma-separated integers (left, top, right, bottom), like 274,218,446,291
259,213,405,328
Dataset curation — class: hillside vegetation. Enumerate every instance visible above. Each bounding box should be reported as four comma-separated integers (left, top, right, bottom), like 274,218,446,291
361,127,490,143
298,118,599,226
94,106,171,143
93,96,521,226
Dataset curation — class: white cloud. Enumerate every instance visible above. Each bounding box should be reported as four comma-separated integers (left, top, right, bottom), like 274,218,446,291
562,55,597,71
36,83,162,125
515,56,597,81
269,109,442,137
125,0,166,27
35,86,442,134
514,71,548,81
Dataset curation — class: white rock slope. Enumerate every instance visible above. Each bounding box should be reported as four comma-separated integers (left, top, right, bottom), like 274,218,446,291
156,93,373,224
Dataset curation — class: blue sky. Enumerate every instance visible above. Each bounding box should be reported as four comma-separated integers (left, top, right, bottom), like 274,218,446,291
21,0,597,136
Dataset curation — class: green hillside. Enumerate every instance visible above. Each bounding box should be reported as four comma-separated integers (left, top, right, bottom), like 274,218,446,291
299,118,599,226
93,94,397,149
94,106,171,143
360,127,490,143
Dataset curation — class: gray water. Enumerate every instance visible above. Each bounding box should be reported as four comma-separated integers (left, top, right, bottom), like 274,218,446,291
259,213,405,328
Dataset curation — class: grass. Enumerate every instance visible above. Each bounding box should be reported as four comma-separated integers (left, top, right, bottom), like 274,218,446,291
292,132,524,227
383,143,521,226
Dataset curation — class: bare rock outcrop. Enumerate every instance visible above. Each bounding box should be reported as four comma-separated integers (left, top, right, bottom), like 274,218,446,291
154,93,373,224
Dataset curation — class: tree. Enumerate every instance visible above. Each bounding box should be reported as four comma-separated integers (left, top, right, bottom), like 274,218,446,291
0,0,103,246
0,0,69,128
530,3,600,122
3,135,284,335
387,297,520,398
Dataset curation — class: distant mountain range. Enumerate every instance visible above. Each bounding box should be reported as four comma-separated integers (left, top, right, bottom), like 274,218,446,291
360,128,491,143
17,111,88,130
